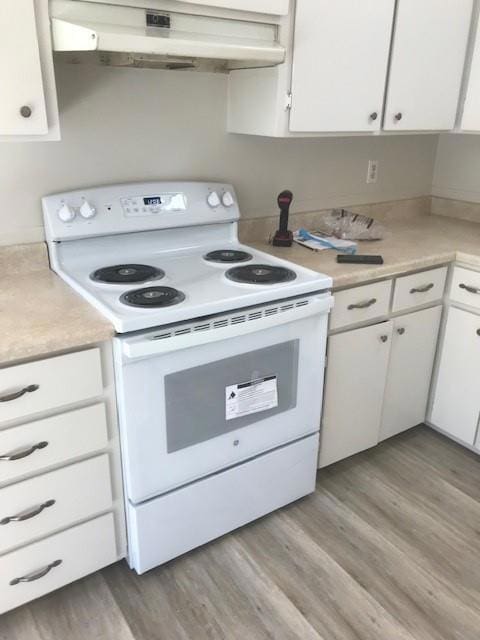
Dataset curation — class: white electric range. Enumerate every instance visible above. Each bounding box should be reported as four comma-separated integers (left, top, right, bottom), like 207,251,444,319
43,181,333,573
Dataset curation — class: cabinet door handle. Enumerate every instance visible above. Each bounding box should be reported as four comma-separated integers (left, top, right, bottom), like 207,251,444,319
0,384,39,403
380,335,389,343
459,283,480,294
394,112,403,121
0,499,55,526
348,298,377,310
9,559,62,586
0,441,48,461
369,112,378,121
410,283,434,294
397,327,406,335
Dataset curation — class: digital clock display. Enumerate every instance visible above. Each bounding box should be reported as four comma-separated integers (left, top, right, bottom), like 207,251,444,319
143,196,162,206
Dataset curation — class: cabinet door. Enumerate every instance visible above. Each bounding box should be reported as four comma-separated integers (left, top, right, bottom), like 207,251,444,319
179,0,289,14
289,0,395,133
430,307,480,445
384,0,472,131
319,321,393,468
462,17,480,131
0,0,48,135
380,306,442,441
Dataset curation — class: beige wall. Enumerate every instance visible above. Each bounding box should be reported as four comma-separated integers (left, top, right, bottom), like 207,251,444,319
432,133,480,202
0,62,438,246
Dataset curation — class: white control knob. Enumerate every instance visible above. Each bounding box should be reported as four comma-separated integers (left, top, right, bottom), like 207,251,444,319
79,201,96,219
222,191,234,207
57,203,75,222
207,191,221,208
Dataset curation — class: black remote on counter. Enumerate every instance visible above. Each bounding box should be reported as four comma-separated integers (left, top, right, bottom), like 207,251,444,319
337,254,384,265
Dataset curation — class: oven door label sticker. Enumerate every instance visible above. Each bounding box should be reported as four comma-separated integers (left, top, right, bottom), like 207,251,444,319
225,375,278,421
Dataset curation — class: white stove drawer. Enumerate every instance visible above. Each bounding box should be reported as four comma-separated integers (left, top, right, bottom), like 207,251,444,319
0,404,108,486
0,513,117,615
0,455,112,555
0,349,103,427
127,435,318,573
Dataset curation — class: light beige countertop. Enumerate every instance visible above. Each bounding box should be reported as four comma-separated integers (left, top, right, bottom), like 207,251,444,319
249,214,480,289
2,211,480,364
0,244,113,365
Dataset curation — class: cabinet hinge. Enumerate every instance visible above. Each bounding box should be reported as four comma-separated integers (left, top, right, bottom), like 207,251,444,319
285,92,292,111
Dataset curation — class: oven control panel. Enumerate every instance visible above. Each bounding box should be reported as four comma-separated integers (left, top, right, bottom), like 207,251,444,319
121,193,187,217
42,181,239,241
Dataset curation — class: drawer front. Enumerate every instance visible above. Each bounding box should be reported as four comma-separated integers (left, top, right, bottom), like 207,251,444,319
330,280,392,330
450,266,480,309
0,513,117,615
127,435,318,573
0,404,108,486
0,455,112,555
392,267,447,313
0,348,103,426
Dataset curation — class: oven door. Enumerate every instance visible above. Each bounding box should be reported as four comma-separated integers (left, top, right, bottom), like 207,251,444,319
114,293,332,504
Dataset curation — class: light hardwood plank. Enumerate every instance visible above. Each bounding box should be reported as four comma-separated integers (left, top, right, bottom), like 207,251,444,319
236,512,417,640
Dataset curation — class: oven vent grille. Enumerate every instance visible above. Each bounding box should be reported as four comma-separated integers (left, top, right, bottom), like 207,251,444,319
151,298,311,341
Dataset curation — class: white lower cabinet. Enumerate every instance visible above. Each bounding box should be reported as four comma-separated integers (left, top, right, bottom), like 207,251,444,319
320,274,444,468
380,306,442,441
0,344,124,614
319,321,393,468
430,307,480,447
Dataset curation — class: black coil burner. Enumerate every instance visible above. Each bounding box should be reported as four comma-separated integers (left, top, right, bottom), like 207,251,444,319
120,286,185,308
204,250,252,263
225,264,297,285
91,264,164,284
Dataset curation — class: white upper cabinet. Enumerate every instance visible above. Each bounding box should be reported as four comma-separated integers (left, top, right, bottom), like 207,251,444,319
180,0,289,14
0,0,59,140
384,0,473,131
461,12,480,130
289,0,395,133
228,0,475,136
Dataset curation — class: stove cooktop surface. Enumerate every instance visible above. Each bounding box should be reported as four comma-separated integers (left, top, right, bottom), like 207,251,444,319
55,239,330,332
44,181,332,333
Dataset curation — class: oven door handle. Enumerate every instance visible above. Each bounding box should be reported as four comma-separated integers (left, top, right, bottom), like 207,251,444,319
121,294,333,360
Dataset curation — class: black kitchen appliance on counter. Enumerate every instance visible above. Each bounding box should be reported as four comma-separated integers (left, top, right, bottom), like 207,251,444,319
272,190,293,247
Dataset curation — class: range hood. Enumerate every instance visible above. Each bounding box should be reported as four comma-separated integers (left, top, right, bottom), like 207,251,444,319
50,0,286,71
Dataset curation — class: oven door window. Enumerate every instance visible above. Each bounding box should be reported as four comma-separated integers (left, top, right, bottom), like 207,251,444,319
165,340,299,453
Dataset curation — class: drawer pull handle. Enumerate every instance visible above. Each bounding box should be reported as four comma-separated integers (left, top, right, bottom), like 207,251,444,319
397,327,406,335
0,499,55,526
348,298,377,310
0,384,39,403
459,283,480,295
410,283,434,294
380,335,389,343
9,559,62,586
0,440,48,461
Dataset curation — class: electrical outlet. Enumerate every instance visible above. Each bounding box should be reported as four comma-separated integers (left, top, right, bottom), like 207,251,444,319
366,160,379,184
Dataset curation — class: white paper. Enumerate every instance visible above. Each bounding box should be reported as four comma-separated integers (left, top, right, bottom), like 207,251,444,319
225,376,278,421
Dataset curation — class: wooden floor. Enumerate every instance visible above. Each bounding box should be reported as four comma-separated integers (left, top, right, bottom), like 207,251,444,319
2,426,480,640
